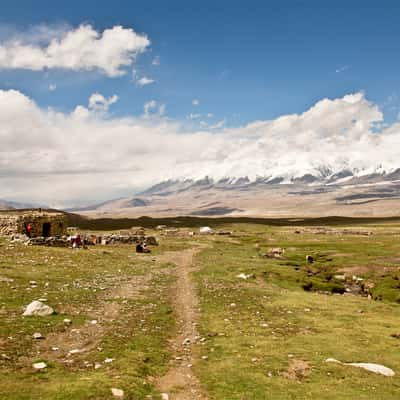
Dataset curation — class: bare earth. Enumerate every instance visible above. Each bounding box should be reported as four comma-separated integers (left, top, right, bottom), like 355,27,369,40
156,247,207,400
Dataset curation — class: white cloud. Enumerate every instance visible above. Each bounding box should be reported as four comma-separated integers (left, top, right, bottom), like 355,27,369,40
152,56,160,66
189,113,201,119
192,99,200,106
2,90,400,206
136,76,155,86
143,100,165,117
48,83,57,91
88,92,118,111
0,24,150,77
336,65,349,73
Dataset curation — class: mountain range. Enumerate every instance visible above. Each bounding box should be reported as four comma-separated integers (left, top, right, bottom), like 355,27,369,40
63,168,400,218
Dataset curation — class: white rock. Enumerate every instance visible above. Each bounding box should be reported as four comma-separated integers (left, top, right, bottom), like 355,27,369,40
111,388,124,398
63,319,72,325
161,394,169,400
23,301,54,316
104,358,114,363
347,362,395,376
325,358,395,376
33,361,47,370
236,273,253,280
32,332,44,339
199,226,213,234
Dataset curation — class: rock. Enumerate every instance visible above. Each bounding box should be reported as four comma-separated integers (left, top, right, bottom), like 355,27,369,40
161,394,169,400
32,332,44,339
63,318,72,325
236,273,254,280
111,388,124,398
263,248,285,259
199,226,213,234
306,255,314,263
325,358,395,376
104,358,114,363
33,361,47,370
23,301,54,316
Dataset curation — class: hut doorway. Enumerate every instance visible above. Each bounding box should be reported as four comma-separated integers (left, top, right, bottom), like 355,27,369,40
42,223,51,237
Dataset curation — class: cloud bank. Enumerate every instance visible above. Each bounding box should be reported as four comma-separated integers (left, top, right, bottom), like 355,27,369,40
0,24,150,77
1,90,400,206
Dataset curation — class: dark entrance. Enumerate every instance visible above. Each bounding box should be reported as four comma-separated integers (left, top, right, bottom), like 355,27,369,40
42,222,51,237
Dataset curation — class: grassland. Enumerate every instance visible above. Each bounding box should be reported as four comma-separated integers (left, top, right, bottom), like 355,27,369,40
1,218,400,399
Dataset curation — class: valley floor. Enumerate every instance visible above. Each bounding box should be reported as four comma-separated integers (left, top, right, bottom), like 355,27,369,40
1,220,400,399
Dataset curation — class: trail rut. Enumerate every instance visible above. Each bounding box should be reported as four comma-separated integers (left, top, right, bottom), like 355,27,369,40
156,247,207,400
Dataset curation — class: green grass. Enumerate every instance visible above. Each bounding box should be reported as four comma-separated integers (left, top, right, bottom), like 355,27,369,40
0,237,179,399
193,223,400,399
2,221,400,399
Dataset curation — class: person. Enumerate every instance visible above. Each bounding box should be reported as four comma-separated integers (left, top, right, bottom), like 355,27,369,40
26,223,33,238
136,242,144,253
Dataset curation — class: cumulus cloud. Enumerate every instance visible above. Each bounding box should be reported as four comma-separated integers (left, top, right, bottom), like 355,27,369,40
48,83,57,91
152,56,160,66
192,99,200,106
88,92,118,111
1,90,400,206
0,24,150,77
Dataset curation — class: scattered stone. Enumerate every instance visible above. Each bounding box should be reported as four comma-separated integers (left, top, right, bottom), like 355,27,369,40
32,361,47,370
22,300,54,316
111,388,124,398
236,273,254,280
161,394,169,400
104,358,114,363
94,362,102,369
325,358,395,376
306,255,314,263
51,347,59,351
390,333,400,339
199,226,213,234
263,248,286,259
201,355,208,360
1,353,11,360
182,338,191,345
32,332,44,339
230,303,236,307
63,318,72,325
69,349,81,355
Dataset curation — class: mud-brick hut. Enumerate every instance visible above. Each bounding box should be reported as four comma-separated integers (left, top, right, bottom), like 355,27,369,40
0,209,67,237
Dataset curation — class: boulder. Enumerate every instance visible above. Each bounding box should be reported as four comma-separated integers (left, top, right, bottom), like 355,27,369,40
23,301,54,316
325,358,395,377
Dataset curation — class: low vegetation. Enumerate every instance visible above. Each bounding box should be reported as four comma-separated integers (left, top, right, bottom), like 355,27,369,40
1,218,400,399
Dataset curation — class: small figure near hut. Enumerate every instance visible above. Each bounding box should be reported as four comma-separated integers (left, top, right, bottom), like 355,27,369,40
25,223,33,238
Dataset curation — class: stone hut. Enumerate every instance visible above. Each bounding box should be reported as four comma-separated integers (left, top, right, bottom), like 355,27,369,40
0,209,67,237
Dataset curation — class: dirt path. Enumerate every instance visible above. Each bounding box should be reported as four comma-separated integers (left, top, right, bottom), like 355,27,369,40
156,247,207,400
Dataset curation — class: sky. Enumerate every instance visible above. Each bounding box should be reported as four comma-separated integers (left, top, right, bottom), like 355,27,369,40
1,0,400,206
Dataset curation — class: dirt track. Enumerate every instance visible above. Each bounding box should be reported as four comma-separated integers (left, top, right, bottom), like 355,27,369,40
156,247,207,400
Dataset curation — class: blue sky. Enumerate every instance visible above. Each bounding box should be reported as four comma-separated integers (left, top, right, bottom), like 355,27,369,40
1,0,400,125
1,1,400,206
